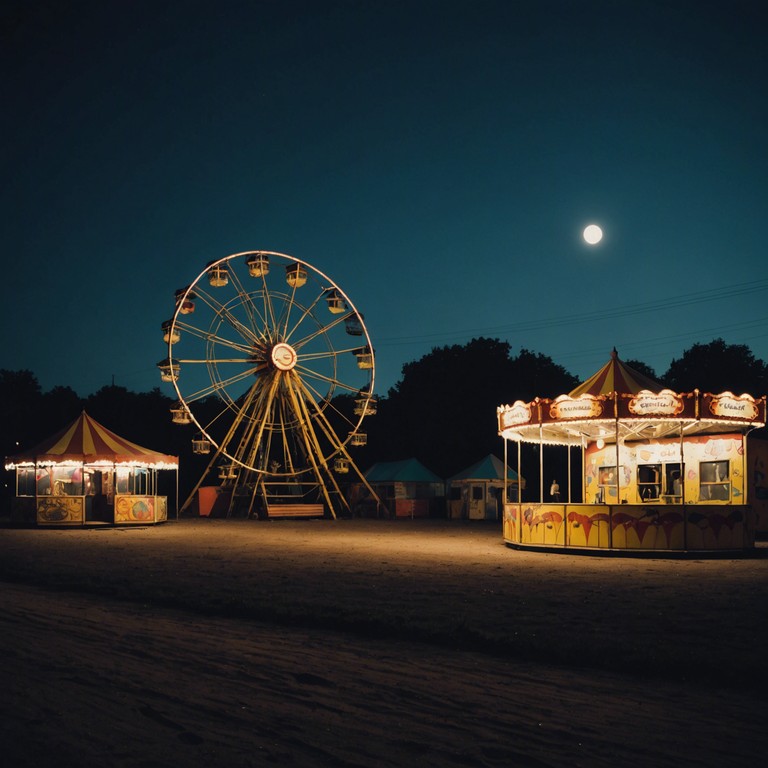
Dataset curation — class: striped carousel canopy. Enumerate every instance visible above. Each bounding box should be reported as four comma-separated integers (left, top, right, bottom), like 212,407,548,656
5,411,178,469
569,348,662,397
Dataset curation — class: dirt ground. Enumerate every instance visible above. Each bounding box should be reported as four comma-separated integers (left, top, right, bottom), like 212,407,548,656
1,518,767,767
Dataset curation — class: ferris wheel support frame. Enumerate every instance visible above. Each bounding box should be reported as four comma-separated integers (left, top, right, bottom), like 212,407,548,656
167,250,387,520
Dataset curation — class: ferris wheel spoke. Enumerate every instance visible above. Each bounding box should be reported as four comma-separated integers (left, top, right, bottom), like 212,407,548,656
294,376,351,454
289,312,350,351
229,269,276,344
299,375,359,434
175,363,260,403
294,363,359,397
187,288,262,346
282,291,326,344
176,321,259,356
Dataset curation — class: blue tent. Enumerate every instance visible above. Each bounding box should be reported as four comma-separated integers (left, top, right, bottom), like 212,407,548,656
447,455,524,520
448,454,523,484
361,458,444,518
365,457,443,483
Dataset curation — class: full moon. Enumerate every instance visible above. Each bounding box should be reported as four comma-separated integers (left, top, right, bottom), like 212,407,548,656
583,224,603,245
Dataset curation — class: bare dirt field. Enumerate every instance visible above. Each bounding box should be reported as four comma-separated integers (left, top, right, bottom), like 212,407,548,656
1,518,766,767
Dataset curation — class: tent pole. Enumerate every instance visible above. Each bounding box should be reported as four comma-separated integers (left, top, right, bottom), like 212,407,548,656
680,420,686,550
503,438,507,523
539,424,544,503
612,395,619,548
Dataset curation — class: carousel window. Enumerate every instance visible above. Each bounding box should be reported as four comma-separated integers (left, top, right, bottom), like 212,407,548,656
18,468,36,497
597,466,619,503
116,467,132,494
48,466,79,495
638,464,661,501
700,460,730,501
664,464,683,499
134,468,149,494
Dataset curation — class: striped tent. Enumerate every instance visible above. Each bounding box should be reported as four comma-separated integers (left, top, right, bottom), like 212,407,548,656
569,348,662,397
6,411,178,469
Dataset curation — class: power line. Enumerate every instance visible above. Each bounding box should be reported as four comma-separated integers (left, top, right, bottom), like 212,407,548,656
376,278,768,347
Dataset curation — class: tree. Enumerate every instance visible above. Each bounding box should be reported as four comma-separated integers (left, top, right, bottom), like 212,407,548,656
623,359,662,386
664,339,767,395
372,339,579,479
507,348,579,402
0,370,43,454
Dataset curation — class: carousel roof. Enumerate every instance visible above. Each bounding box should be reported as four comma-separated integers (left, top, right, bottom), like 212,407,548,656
5,411,179,469
498,350,767,447
569,348,662,397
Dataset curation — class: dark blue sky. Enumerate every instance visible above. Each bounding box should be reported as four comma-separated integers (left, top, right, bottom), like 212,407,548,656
2,0,766,398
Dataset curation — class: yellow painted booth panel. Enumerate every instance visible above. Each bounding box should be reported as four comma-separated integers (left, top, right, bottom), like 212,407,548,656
565,506,611,548
115,494,163,523
503,503,519,542
520,504,566,546
686,506,752,550
37,496,84,525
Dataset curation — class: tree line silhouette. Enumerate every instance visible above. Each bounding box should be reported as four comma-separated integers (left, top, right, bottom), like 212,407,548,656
2,337,767,512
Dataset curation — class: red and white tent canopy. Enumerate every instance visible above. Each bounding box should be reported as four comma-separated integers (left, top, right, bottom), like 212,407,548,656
569,348,662,397
5,411,178,470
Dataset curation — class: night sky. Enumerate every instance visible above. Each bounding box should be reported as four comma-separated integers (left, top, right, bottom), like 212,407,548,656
2,0,766,399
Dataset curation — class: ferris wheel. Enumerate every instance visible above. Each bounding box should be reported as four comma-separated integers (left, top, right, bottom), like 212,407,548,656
158,250,382,518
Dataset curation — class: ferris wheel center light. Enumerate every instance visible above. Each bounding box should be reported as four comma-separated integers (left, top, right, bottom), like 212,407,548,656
271,342,298,371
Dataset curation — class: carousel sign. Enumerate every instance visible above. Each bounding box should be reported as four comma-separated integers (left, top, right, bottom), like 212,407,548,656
708,393,759,421
549,395,603,420
628,390,683,417
498,402,532,428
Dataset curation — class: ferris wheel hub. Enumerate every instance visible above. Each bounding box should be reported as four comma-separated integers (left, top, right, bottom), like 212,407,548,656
270,342,298,371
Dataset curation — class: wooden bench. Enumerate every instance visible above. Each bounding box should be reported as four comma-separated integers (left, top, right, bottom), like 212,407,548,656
266,503,325,519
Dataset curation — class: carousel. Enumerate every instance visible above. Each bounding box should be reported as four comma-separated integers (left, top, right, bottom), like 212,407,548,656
497,350,768,553
4,411,179,526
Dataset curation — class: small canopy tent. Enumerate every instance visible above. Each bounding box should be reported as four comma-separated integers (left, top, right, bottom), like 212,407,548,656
497,349,767,552
447,454,525,520
5,411,179,526
352,458,444,518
